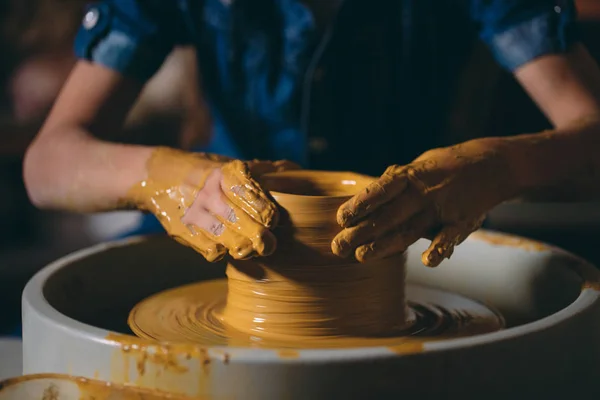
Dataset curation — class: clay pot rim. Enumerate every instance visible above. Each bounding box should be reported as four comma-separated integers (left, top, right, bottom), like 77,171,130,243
259,170,374,199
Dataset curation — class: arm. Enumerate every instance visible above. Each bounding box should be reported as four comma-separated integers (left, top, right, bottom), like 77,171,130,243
463,0,600,197
332,1,600,267
505,44,600,200
23,1,292,262
24,59,283,261
24,0,176,212
24,61,152,212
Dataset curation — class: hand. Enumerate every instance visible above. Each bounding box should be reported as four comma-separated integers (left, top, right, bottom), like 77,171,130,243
128,147,299,262
332,139,519,267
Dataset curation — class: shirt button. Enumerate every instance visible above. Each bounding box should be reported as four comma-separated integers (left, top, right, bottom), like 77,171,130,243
309,137,329,154
83,8,100,29
554,5,562,13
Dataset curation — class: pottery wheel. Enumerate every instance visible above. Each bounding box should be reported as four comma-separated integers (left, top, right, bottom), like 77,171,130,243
128,279,505,349
21,230,600,399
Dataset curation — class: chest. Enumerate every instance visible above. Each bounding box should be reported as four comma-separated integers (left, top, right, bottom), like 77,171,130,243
181,0,476,170
301,0,341,29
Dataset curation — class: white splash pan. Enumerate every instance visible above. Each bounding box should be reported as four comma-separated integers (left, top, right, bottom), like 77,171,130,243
18,230,600,398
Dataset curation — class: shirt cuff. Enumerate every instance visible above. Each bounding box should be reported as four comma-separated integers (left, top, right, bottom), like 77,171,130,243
484,6,579,72
73,2,172,82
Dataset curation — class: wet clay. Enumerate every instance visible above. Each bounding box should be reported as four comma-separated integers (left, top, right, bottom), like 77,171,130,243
128,279,504,349
125,147,287,261
129,171,504,348
333,138,519,268
137,171,407,341
0,373,197,400
223,171,409,339
312,116,600,268
103,333,216,397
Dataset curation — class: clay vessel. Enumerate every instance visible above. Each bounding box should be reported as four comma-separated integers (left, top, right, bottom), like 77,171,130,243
222,170,409,340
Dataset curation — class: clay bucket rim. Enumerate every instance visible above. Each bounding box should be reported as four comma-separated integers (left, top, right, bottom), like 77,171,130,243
22,231,600,362
0,373,190,399
259,170,374,200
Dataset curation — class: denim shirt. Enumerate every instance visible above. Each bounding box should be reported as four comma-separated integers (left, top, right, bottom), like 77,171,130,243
73,0,578,236
75,0,578,175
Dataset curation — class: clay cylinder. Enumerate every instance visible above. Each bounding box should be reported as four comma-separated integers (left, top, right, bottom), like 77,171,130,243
222,171,408,341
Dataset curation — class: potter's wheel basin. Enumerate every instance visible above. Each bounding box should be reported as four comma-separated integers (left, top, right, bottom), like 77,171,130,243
38,231,586,333
22,230,600,398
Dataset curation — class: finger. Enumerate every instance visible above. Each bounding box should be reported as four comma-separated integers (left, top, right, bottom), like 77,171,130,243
215,202,277,257
172,228,226,263
247,159,301,177
185,206,260,259
337,167,409,228
193,171,277,257
355,211,436,263
332,186,424,257
421,226,464,268
154,186,226,262
199,167,237,221
422,217,484,267
221,160,279,228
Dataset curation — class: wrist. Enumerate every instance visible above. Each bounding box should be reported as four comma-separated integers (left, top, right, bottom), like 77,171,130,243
499,118,600,196
470,137,528,201
126,147,224,212
454,136,524,192
487,136,536,194
463,134,566,195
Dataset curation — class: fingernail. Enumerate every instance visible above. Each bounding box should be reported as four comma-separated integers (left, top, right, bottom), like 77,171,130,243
423,246,445,267
337,210,354,227
332,238,352,257
355,243,375,263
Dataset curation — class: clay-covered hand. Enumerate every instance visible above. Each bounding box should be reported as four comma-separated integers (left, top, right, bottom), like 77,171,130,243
332,139,519,267
128,147,299,262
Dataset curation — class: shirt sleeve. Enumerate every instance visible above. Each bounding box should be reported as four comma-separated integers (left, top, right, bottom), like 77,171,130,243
73,0,185,83
467,0,579,71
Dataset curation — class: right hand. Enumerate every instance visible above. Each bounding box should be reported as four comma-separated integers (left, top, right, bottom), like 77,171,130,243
129,148,299,262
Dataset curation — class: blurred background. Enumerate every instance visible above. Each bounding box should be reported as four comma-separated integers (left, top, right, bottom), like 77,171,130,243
0,0,600,338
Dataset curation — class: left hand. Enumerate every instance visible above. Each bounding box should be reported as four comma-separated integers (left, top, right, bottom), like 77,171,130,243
332,138,520,267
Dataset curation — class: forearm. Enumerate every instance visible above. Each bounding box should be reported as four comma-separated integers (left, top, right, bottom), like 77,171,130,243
24,126,153,212
502,116,600,201
502,43,600,201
